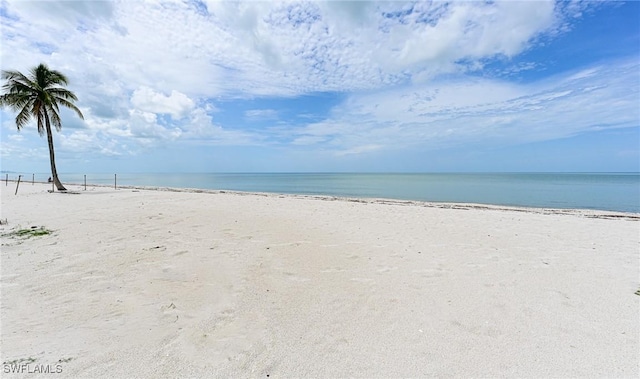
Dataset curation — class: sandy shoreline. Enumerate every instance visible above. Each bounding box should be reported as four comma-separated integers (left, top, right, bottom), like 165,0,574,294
12,179,640,219
1,183,639,377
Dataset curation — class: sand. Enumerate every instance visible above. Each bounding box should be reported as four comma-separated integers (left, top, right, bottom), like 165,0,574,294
1,182,638,378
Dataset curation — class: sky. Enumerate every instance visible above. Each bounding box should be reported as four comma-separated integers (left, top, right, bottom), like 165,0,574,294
0,0,639,174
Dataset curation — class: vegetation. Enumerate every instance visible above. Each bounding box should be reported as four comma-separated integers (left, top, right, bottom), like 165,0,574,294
3,226,52,239
15,227,51,237
0,63,84,191
3,357,36,365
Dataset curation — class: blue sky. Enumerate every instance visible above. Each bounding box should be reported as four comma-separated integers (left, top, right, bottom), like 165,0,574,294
1,0,638,173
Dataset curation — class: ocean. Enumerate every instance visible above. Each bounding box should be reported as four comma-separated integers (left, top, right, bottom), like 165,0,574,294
11,172,640,213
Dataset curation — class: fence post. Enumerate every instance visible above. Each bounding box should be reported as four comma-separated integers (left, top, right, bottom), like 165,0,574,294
84,175,87,191
15,175,22,195
114,174,117,190
5,174,7,186
32,173,34,185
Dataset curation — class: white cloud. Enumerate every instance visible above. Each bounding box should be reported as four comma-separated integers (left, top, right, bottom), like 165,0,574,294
334,144,383,157
284,59,639,153
8,134,24,142
245,109,279,120
1,0,569,99
127,109,182,141
5,0,114,28
131,87,195,119
59,131,95,152
180,108,261,146
291,135,327,146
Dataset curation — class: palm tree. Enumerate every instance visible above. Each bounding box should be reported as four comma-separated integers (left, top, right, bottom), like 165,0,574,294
0,63,84,191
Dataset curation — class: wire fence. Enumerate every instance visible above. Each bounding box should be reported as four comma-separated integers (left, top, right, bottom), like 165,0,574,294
4,173,121,192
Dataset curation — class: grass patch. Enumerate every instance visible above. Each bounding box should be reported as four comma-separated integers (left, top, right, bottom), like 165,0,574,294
3,357,36,365
3,226,52,239
16,228,51,237
636,289,640,296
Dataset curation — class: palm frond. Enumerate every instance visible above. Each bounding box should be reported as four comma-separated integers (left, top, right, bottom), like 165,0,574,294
45,70,70,88
49,87,79,101
2,70,31,84
55,98,85,120
1,83,34,107
47,105,63,131
15,103,34,130
31,104,43,136
2,73,36,98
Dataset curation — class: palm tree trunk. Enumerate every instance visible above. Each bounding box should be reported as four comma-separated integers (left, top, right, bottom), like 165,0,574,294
43,112,66,191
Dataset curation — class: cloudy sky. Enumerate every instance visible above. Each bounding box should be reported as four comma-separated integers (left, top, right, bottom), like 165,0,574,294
1,0,638,173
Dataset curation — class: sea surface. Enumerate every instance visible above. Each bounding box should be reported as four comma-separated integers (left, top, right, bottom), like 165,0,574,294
14,172,640,213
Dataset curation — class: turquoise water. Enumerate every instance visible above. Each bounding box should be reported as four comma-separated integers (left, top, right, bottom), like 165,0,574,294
19,172,640,213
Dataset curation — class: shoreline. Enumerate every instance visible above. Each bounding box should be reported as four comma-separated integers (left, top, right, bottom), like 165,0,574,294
4,171,639,214
7,179,640,220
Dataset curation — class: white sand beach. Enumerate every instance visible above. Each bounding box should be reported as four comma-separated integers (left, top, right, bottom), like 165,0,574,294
1,182,638,378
